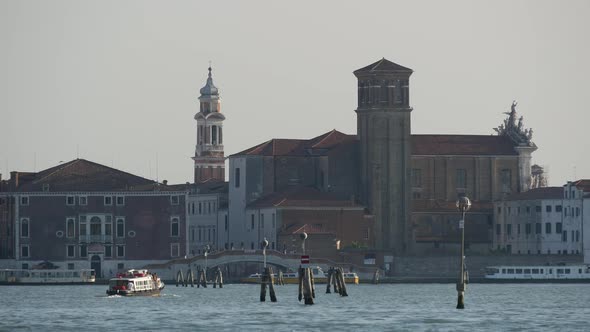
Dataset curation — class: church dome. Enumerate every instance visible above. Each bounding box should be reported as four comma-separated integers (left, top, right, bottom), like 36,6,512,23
199,67,219,96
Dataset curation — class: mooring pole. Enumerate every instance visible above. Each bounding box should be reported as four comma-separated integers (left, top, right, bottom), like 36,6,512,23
456,196,471,309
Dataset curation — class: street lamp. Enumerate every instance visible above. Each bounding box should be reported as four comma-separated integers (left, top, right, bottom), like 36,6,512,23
300,232,308,255
262,238,269,268
456,196,471,309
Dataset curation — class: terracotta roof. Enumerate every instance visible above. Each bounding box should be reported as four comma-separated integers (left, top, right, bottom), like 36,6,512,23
247,186,361,209
11,159,162,192
232,130,356,157
354,58,413,75
412,135,518,156
572,179,590,193
504,187,563,201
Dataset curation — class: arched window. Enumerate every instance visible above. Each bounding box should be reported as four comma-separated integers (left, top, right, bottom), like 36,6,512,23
21,218,29,238
116,218,125,238
67,218,75,238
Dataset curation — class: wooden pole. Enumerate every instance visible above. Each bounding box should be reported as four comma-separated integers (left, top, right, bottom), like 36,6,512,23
326,267,332,294
176,270,184,287
297,267,304,302
218,267,223,288
260,269,268,302
268,267,277,302
188,268,195,287
303,268,314,305
338,267,348,297
372,268,380,284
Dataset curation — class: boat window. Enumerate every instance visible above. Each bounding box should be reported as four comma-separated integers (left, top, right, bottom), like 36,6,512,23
501,269,506,274
40,272,47,278
507,269,515,274
532,269,539,274
524,269,531,274
565,269,570,274
557,269,564,274
549,269,552,274
579,269,582,274
515,269,523,274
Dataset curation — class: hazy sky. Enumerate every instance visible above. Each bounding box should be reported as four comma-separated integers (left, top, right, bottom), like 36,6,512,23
1,0,589,186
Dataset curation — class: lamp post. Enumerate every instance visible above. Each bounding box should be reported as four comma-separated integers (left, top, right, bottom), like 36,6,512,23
300,232,308,255
262,238,269,268
456,196,471,309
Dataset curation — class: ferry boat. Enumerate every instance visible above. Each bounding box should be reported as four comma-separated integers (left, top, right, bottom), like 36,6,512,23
485,265,590,282
0,269,95,285
241,267,359,285
106,269,165,296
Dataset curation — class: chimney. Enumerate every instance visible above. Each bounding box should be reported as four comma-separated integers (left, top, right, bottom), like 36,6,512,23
163,180,168,186
9,171,19,190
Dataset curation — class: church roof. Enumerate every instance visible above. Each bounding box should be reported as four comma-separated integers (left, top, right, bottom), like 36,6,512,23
572,179,590,193
199,67,219,96
247,185,361,209
412,135,518,156
504,187,563,201
7,159,166,192
232,129,356,157
353,58,413,75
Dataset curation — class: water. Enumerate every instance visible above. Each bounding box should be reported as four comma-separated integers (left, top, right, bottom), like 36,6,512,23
1,283,589,331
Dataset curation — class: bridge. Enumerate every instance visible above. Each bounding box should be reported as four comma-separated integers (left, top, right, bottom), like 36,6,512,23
145,249,373,281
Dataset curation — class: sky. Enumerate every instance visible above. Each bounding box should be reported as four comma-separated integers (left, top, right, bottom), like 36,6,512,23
1,0,589,186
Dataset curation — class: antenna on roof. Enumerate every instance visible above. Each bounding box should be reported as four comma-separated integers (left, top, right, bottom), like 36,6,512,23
156,152,159,183
34,152,37,172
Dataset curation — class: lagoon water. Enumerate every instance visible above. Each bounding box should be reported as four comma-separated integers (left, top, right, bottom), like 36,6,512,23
1,283,589,331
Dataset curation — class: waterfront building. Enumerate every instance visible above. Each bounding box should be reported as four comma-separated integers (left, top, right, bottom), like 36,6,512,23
494,181,588,255
0,159,188,277
185,181,228,255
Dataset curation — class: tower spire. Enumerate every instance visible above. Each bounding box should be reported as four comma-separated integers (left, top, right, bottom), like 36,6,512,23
192,65,226,183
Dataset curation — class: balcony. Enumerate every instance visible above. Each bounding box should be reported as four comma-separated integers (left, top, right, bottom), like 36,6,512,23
79,235,112,243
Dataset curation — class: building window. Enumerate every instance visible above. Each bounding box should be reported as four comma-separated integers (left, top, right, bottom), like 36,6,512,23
506,224,512,235
556,205,562,212
79,215,87,237
67,245,75,258
66,218,75,238
272,213,275,228
104,196,112,206
105,216,112,236
496,224,501,236
66,196,75,206
411,169,422,188
526,206,530,214
198,202,202,214
497,206,501,213
21,245,30,258
260,214,265,228
116,196,125,206
363,227,370,240
225,215,228,231
116,245,125,258
535,206,541,213
171,243,180,257
198,228,202,241
171,217,179,237
104,245,112,258
80,245,87,258
500,169,511,193
20,196,29,206
562,231,567,242
79,196,87,206
545,222,552,234
251,214,255,230
235,168,241,188
208,202,211,214
116,218,125,238
170,195,180,205
517,224,521,235
456,169,466,189
556,222,562,234
525,224,531,235
208,228,211,241
535,223,541,234
576,207,580,217
21,218,29,238
576,230,580,242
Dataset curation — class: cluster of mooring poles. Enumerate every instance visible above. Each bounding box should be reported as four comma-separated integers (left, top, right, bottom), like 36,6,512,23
455,196,471,309
175,245,223,289
325,267,348,297
259,239,277,302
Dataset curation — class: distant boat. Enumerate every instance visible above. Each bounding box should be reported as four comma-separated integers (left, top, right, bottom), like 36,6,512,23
485,265,590,282
0,269,95,284
106,269,164,296
241,266,359,285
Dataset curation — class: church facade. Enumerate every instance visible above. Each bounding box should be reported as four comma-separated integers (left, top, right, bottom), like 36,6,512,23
225,58,538,256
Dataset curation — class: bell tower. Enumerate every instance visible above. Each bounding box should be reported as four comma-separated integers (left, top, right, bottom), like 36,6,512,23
193,66,226,183
354,58,413,253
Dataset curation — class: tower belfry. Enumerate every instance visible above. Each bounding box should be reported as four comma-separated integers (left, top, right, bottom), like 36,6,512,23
354,58,413,253
192,66,226,183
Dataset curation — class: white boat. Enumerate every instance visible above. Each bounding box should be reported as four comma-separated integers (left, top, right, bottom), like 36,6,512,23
485,265,590,281
0,269,95,284
106,269,164,296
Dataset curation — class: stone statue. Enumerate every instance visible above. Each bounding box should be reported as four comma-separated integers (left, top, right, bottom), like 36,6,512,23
517,116,523,131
